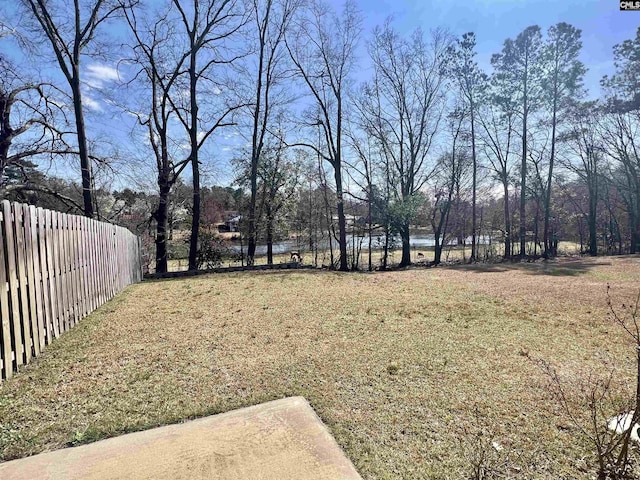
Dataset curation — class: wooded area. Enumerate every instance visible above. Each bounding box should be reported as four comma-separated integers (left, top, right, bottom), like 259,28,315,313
0,200,142,380
1,0,639,273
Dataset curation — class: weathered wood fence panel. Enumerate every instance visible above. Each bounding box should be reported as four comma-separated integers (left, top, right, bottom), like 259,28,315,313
0,201,142,380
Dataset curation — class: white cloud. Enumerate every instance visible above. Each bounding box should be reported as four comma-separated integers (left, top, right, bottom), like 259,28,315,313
83,95,103,112
79,63,122,111
85,63,121,89
223,131,239,140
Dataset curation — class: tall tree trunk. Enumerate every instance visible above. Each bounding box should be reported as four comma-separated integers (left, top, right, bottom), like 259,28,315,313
247,175,259,265
543,74,558,258
71,71,94,218
433,206,451,267
335,188,348,271
189,169,200,270
188,52,200,271
335,101,348,272
368,190,372,272
320,175,334,267
533,200,540,256
630,210,638,254
470,100,477,262
520,94,528,258
266,204,273,265
308,180,314,253
247,20,268,267
399,221,411,267
633,194,640,254
155,178,170,274
1,91,17,178
382,222,389,270
382,160,391,271
0,92,10,174
588,179,598,256
434,236,442,265
503,180,511,258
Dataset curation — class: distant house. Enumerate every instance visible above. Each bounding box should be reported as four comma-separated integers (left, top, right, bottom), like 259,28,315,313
331,214,360,227
226,215,241,232
218,212,241,233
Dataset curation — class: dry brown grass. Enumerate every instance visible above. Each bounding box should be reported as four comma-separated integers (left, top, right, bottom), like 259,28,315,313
1,255,640,478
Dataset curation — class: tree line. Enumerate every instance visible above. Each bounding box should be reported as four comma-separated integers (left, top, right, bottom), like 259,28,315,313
1,0,639,273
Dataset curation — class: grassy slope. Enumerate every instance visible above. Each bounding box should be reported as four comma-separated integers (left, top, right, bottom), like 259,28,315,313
1,256,640,478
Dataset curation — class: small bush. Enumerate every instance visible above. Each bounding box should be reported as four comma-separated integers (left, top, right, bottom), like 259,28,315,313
195,228,232,270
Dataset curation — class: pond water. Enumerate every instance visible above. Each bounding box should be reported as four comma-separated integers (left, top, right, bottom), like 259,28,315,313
230,234,496,256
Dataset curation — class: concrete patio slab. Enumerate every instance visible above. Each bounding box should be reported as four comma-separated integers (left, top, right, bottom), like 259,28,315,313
0,396,362,480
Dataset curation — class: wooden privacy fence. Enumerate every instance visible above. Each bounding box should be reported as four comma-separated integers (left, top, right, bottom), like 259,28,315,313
0,200,143,380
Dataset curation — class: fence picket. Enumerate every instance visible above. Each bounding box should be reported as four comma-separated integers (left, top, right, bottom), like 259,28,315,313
37,208,52,345
22,204,40,357
55,213,65,333
14,205,32,363
45,209,60,340
79,216,88,317
0,207,12,379
69,214,79,326
88,219,98,311
29,206,45,352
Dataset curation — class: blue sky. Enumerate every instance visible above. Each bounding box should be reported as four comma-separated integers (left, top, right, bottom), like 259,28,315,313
4,0,638,188
354,0,639,98
207,0,639,185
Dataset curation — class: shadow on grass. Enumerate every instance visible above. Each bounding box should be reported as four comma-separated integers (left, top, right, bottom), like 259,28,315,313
143,255,636,284
444,258,612,277
141,264,352,284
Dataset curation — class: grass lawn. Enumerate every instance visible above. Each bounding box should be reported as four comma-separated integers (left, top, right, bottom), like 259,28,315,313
1,256,640,478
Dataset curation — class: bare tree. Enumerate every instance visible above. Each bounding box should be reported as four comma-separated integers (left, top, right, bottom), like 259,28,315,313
431,110,466,266
286,0,362,271
361,22,450,267
20,0,135,217
599,109,640,254
123,0,246,272
345,120,376,272
168,0,247,271
558,101,604,256
0,65,72,182
0,25,98,207
245,0,299,265
123,4,191,273
258,135,300,264
601,27,640,254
